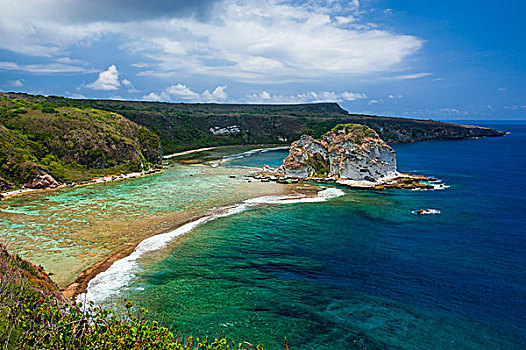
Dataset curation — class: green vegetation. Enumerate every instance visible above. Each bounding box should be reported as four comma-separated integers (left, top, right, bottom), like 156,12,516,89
0,93,161,190
0,245,265,350
306,153,328,178
330,123,379,144
1,93,504,158
53,95,503,154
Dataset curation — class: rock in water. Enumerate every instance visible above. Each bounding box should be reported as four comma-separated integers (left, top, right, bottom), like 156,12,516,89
279,123,397,181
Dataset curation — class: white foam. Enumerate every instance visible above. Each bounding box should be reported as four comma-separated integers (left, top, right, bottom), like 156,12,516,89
412,209,441,215
78,186,345,304
208,146,289,167
411,179,450,191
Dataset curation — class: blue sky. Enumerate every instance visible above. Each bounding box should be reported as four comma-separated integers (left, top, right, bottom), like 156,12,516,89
0,0,524,120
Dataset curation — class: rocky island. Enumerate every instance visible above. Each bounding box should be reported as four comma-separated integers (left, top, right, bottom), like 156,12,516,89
257,123,435,190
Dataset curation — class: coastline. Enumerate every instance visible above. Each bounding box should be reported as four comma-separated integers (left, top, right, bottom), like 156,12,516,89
163,147,218,159
61,214,206,300
0,169,162,201
163,144,288,161
70,184,338,302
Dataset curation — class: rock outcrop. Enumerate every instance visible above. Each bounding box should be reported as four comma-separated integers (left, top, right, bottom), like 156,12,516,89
26,174,60,189
0,177,14,191
279,124,398,182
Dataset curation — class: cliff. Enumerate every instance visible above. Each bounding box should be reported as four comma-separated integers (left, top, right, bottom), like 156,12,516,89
279,124,398,182
0,93,162,191
6,93,504,155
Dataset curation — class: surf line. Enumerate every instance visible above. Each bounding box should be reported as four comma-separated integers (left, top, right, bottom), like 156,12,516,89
77,187,345,304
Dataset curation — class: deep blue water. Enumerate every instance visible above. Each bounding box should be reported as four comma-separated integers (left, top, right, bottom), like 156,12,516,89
121,123,525,349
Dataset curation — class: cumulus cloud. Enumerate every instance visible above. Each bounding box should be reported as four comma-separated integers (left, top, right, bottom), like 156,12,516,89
86,65,121,90
245,90,367,104
0,0,423,82
9,79,23,87
202,85,228,101
143,84,228,102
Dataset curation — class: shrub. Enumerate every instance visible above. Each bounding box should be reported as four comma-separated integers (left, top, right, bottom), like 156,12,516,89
0,247,266,350
41,107,58,114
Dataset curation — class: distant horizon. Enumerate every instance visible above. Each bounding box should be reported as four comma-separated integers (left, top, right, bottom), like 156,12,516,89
0,1,524,121
3,88,525,122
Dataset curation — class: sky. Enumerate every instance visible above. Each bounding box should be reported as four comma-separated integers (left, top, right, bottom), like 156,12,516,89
0,0,524,120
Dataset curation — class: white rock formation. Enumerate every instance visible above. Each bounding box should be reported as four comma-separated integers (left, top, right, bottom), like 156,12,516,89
279,124,398,182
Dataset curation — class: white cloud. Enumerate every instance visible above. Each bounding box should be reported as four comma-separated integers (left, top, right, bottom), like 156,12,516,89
503,105,526,110
0,1,423,82
394,72,433,80
143,92,161,101
438,108,469,115
131,63,150,68
245,90,367,104
202,85,228,101
0,61,93,74
10,79,23,87
498,87,507,92
121,78,139,93
86,65,121,90
388,94,403,99
165,84,200,99
143,84,228,102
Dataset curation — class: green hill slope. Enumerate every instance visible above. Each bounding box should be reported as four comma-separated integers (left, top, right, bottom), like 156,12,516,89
59,97,505,154
1,93,506,160
0,93,161,191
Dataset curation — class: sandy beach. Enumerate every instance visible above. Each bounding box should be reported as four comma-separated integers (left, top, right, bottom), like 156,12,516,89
163,147,218,159
67,182,328,301
0,169,162,201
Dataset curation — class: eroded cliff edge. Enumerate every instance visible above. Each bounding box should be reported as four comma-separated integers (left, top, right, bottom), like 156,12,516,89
280,124,397,182
6,93,505,154
259,123,435,190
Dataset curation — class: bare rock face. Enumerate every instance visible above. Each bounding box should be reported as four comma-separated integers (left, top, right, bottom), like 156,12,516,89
279,124,398,182
26,174,60,189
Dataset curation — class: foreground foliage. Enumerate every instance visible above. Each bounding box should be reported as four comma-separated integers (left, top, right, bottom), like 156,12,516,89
0,245,264,350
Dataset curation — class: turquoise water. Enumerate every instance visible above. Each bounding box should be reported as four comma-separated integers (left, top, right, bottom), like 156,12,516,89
0,161,286,285
102,123,524,349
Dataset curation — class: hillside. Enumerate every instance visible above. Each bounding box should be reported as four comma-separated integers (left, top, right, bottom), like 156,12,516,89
0,93,161,191
49,96,505,154
0,245,260,349
2,93,505,156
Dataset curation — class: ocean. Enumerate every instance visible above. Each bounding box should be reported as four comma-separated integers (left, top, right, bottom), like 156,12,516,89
80,122,525,349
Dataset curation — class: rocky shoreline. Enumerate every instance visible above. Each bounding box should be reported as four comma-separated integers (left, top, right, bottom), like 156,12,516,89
250,171,437,190
251,123,439,191
0,167,162,201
